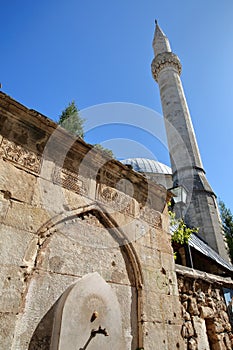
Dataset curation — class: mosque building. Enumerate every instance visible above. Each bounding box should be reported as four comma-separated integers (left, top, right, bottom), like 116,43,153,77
0,21,232,350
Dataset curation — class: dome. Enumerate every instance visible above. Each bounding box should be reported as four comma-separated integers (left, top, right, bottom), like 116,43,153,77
121,158,172,175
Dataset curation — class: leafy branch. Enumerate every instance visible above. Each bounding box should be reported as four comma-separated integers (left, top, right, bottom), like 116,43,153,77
168,204,198,245
218,199,233,263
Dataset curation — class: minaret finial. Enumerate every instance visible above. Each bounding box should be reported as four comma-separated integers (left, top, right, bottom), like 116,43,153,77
152,21,171,56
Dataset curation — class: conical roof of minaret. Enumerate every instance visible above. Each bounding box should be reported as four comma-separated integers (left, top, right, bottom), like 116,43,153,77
152,20,171,57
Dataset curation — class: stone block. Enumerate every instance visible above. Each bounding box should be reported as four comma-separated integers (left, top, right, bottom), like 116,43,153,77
181,321,194,338
0,314,17,349
3,201,49,233
136,244,161,269
199,306,215,319
142,322,167,349
12,271,78,350
192,315,210,350
181,305,191,320
0,159,36,204
140,291,182,327
188,296,199,316
0,266,25,313
161,294,183,325
0,224,36,266
156,229,173,254
188,338,197,350
33,177,74,214
142,265,169,293
212,319,225,333
32,176,90,213
210,333,232,350
161,251,176,272
143,322,184,350
111,283,137,348
143,290,164,324
166,324,185,350
0,196,10,220
36,227,132,285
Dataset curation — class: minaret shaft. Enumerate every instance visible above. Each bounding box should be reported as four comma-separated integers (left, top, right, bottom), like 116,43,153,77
158,68,203,171
151,23,228,261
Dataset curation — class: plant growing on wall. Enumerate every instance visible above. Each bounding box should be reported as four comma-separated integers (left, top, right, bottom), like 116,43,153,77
169,208,198,244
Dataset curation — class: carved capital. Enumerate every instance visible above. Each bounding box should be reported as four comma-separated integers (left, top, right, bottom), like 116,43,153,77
151,52,182,81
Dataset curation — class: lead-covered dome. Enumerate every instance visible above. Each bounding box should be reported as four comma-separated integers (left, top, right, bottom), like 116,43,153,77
121,158,172,175
121,158,172,189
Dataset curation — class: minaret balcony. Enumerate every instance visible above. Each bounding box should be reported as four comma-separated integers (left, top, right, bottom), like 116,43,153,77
151,52,182,81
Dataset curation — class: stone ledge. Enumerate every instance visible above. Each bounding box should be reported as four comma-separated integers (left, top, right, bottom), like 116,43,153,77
176,264,233,287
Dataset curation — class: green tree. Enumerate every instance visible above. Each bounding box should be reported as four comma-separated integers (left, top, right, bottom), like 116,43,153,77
58,101,85,138
219,199,233,263
58,101,115,158
93,144,114,158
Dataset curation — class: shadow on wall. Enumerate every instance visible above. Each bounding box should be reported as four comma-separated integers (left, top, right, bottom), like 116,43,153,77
29,300,58,350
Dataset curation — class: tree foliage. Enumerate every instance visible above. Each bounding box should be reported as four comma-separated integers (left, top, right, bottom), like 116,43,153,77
219,199,233,263
58,101,85,138
169,208,198,245
58,101,114,158
168,205,198,261
93,144,114,158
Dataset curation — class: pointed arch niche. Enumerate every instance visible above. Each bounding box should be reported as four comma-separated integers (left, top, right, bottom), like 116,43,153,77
25,203,143,350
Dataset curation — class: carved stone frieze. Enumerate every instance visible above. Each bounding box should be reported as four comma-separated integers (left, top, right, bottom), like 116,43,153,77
139,206,161,227
53,166,88,195
151,52,182,81
0,138,41,173
97,184,136,216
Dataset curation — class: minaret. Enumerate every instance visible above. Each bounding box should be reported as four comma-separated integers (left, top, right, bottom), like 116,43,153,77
151,21,229,261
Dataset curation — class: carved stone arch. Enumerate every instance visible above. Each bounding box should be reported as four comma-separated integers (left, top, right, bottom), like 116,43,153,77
24,202,144,349
35,202,143,288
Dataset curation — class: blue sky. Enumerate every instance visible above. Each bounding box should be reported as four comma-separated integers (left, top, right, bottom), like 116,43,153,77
1,1,233,210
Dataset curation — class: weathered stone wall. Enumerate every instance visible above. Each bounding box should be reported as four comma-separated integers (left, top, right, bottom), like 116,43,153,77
177,266,233,350
0,92,184,349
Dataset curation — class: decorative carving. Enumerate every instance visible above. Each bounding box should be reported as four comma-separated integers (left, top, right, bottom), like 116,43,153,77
0,138,41,173
140,206,161,227
97,184,135,216
101,187,118,202
151,52,182,81
53,166,88,195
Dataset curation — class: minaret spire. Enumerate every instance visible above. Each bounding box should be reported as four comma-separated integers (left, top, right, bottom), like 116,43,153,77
153,20,171,57
151,22,229,261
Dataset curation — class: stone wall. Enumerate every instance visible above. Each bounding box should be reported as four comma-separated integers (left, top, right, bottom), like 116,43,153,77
177,266,233,350
0,92,184,349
